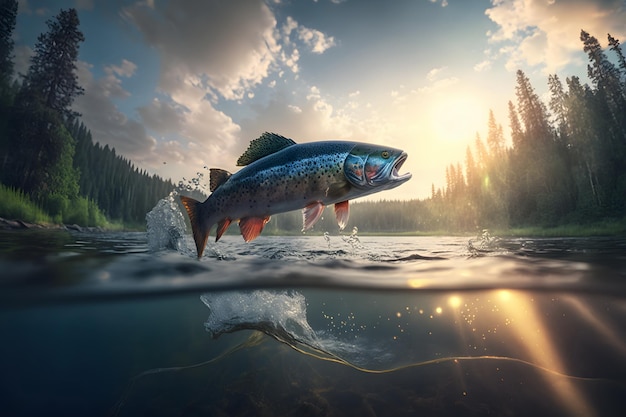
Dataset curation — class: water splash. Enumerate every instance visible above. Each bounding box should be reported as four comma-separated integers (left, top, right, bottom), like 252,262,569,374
468,229,504,256
323,232,331,249
341,226,364,250
146,191,188,253
177,167,211,196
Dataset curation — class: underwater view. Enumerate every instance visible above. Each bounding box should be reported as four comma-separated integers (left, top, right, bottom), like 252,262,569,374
0,194,625,417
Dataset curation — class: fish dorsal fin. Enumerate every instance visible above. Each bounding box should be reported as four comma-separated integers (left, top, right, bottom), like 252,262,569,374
236,132,296,166
209,168,232,192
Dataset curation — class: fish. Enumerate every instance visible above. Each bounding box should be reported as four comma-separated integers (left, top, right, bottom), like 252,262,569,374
180,132,412,258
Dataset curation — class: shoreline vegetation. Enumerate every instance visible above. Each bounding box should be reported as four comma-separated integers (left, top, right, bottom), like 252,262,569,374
1,6,625,237
3,178,625,237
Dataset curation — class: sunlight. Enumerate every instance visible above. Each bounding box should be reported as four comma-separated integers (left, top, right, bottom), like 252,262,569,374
495,290,595,417
429,95,486,143
448,295,462,309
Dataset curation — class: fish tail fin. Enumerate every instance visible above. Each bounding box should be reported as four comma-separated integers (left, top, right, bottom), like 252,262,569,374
180,195,210,259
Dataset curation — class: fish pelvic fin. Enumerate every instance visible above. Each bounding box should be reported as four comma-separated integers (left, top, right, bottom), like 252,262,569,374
302,202,325,231
334,200,350,230
239,216,271,242
180,195,210,259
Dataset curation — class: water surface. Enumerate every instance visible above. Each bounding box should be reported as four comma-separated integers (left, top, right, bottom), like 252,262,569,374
1,197,625,416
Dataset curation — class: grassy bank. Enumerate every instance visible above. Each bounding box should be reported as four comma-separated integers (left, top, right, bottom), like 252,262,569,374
0,183,136,230
494,219,626,237
0,183,54,225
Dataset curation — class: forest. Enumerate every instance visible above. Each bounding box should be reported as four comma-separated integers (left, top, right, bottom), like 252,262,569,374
0,4,173,227
0,2,625,233
191,29,626,236
423,30,626,233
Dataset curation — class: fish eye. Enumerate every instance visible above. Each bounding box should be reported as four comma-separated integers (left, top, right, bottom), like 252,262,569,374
381,151,390,159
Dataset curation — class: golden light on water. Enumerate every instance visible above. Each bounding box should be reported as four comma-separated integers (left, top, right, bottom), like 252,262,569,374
495,290,595,417
448,295,462,309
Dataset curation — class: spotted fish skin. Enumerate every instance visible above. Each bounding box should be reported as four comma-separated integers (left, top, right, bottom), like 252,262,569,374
180,133,411,258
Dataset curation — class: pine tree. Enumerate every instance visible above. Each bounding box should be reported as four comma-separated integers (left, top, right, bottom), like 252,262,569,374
22,8,84,121
507,100,523,151
515,70,552,145
0,0,17,85
581,30,626,145
608,34,626,83
4,8,83,201
486,109,505,158
548,74,568,141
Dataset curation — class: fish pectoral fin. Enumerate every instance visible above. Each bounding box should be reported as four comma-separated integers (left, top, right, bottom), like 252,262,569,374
334,200,350,230
215,218,232,242
209,169,232,192
326,181,351,200
239,216,270,242
302,202,325,231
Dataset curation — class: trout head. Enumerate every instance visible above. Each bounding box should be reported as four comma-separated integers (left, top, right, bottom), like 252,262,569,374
343,144,412,191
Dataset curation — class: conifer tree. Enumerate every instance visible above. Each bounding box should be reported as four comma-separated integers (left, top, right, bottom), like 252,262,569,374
507,101,523,151
0,0,17,85
22,8,84,120
514,70,552,145
608,34,626,83
5,8,83,201
548,74,568,141
486,109,505,158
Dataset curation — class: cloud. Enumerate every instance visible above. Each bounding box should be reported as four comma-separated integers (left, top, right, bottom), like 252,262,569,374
485,0,626,73
238,84,391,152
74,0,94,10
121,0,280,101
426,66,447,82
429,0,449,7
284,16,336,54
73,60,157,160
116,0,336,181
297,26,336,54
474,59,492,72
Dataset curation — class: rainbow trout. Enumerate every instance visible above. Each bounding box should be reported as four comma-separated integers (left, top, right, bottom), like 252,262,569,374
180,133,411,258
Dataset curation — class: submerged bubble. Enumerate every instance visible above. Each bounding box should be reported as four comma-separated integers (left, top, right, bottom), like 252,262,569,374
201,290,317,343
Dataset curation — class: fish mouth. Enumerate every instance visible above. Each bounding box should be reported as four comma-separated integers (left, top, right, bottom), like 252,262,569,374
391,152,412,181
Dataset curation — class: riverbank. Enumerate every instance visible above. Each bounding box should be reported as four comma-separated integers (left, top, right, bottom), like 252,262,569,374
3,215,625,237
0,216,107,232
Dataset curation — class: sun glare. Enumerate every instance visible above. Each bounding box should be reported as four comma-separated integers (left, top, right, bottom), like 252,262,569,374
430,96,486,143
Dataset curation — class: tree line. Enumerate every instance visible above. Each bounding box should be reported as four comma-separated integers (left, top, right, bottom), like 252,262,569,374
266,30,626,235
0,3,173,226
1,3,624,233
424,30,626,232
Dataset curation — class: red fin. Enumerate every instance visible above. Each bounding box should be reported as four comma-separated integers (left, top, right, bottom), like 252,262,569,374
180,195,209,258
239,216,270,242
302,202,325,231
334,200,350,230
215,218,232,242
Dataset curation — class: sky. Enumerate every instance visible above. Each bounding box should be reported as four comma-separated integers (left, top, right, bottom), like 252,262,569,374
12,0,626,200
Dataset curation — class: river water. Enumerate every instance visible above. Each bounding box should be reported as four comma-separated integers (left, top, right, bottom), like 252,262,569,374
1,195,625,417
